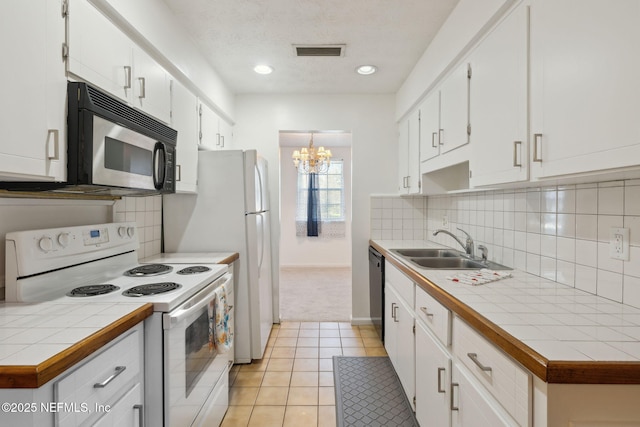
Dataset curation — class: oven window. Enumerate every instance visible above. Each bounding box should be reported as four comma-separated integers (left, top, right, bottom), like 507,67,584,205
185,309,216,397
104,136,153,176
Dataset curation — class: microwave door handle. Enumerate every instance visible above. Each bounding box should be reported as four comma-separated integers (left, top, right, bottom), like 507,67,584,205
164,274,232,329
153,142,166,190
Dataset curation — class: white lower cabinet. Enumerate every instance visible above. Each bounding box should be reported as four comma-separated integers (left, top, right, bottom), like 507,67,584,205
0,323,144,427
415,321,451,427
384,263,415,409
451,364,514,427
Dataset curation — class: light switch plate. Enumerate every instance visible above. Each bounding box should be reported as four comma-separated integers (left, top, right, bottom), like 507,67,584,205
609,227,630,260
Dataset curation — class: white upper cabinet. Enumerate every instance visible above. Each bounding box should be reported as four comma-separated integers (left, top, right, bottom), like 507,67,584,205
419,91,441,162
131,46,171,124
397,112,421,195
0,0,66,182
529,0,640,180
439,63,471,155
199,102,223,150
171,80,198,193
67,0,171,124
469,3,529,187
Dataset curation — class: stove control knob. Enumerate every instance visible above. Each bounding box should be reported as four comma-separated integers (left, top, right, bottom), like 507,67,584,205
118,226,127,238
57,232,70,248
38,236,54,252
127,227,135,238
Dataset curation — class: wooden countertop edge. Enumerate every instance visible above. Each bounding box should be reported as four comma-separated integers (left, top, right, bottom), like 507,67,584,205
0,303,154,389
219,253,239,264
370,240,640,385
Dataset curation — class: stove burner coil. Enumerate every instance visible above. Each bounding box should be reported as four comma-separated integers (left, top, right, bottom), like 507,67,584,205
67,284,120,297
124,264,172,277
177,266,212,275
122,282,182,297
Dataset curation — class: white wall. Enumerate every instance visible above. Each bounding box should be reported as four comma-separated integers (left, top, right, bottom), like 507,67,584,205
233,94,397,323
280,145,352,267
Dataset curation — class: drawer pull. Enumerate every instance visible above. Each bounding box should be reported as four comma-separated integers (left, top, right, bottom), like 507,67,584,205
467,352,492,372
134,404,144,427
450,382,459,411
391,303,399,322
437,367,446,393
420,306,434,318
94,366,126,388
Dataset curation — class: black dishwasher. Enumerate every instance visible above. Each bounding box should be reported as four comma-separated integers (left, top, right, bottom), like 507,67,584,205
368,246,385,342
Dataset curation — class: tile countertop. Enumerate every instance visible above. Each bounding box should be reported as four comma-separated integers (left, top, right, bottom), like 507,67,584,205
370,239,640,384
0,302,153,388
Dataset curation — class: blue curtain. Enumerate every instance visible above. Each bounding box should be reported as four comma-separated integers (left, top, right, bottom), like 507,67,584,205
307,172,320,236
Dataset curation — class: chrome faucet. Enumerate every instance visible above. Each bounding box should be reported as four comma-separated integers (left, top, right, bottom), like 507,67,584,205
433,228,475,258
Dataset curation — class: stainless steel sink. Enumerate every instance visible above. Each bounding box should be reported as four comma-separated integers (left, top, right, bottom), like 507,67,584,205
409,257,486,269
390,248,463,258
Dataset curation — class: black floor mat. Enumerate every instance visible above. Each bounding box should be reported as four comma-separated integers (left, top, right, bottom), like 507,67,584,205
333,356,419,427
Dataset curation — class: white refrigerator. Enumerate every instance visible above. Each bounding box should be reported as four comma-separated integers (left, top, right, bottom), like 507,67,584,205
163,149,274,362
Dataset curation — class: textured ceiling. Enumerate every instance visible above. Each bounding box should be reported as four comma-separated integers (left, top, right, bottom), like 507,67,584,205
162,0,460,94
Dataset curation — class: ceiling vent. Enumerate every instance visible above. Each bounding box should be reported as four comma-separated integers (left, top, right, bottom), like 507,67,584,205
293,44,346,57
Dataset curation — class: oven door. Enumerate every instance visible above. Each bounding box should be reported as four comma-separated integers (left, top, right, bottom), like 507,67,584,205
162,273,232,427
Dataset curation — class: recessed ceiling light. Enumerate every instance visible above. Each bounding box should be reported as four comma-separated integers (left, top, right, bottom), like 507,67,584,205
356,65,377,75
254,65,274,75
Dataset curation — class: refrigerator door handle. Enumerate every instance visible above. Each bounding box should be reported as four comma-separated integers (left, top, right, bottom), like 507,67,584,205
255,164,265,212
257,213,265,275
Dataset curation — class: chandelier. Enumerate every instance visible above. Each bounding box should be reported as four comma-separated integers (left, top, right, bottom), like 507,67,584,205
292,133,332,173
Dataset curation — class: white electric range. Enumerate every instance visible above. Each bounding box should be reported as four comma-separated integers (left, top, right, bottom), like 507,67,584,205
5,222,233,427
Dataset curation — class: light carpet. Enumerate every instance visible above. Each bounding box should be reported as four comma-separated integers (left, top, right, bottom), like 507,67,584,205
278,267,352,321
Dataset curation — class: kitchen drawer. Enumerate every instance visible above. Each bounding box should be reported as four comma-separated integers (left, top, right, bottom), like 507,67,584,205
55,325,143,427
386,262,414,306
416,285,450,346
453,317,531,426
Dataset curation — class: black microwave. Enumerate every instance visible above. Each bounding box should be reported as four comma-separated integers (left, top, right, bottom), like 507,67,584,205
66,82,177,195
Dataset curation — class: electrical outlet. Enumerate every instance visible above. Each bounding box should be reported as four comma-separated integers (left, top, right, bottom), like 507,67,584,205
609,227,630,260
442,215,449,229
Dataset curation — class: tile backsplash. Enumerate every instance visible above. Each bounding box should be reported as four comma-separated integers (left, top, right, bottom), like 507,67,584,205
113,195,162,260
370,180,640,309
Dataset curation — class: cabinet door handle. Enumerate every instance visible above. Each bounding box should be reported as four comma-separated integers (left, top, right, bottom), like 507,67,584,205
533,133,543,162
437,367,446,393
438,129,444,145
432,132,438,148
47,129,59,160
138,77,146,99
391,303,398,322
419,306,434,318
450,382,459,411
176,164,182,182
134,404,144,427
467,352,492,372
216,133,221,146
94,366,126,388
124,66,132,89
221,135,225,148
513,140,522,167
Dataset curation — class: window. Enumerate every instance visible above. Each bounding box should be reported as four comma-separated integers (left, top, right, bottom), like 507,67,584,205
295,160,346,238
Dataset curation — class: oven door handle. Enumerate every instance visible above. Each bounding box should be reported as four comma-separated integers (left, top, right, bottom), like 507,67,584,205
163,273,232,330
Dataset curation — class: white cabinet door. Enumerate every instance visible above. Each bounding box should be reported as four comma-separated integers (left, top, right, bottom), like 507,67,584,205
219,118,233,149
0,0,66,181
199,102,222,150
419,92,441,162
530,0,640,179
469,4,528,187
67,0,133,103
397,118,410,193
132,46,171,124
171,80,198,193
407,110,421,194
416,321,451,427
92,383,143,427
384,284,398,365
451,365,513,427
440,63,471,154
395,297,415,409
